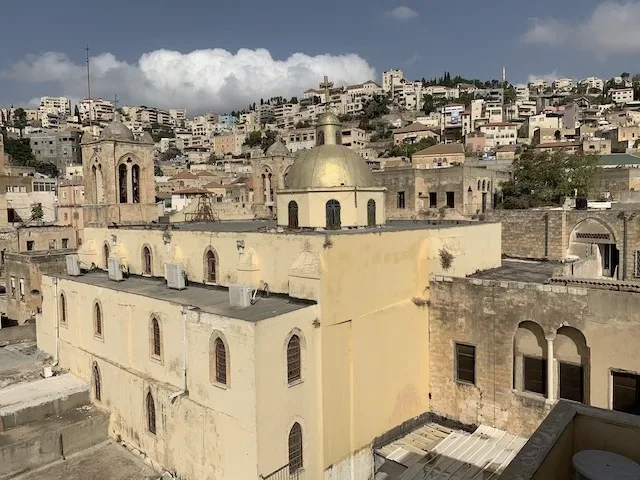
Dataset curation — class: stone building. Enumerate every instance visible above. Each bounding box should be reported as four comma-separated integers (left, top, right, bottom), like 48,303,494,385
374,165,510,218
35,107,502,479
411,143,466,169
27,130,81,170
57,179,85,245
80,115,162,226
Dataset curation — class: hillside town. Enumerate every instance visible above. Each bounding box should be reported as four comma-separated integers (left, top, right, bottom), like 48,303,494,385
3,60,640,480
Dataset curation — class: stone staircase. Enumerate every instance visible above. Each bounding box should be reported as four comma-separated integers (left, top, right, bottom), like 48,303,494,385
0,374,109,479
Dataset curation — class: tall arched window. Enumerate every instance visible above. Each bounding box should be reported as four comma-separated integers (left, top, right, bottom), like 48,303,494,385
103,243,110,269
94,302,103,337
59,293,67,326
288,201,299,229
151,317,161,358
93,362,102,402
288,423,303,473
147,391,156,434
215,338,227,385
205,249,217,283
477,180,481,191
132,164,140,203
482,180,486,191
367,199,376,227
287,335,301,384
326,200,341,229
118,164,128,203
143,246,152,275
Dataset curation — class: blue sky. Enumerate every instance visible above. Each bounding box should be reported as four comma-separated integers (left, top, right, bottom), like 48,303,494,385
1,0,638,113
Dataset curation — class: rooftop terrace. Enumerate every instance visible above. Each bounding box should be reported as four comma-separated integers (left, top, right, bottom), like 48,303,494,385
108,219,484,235
57,271,314,322
470,259,561,284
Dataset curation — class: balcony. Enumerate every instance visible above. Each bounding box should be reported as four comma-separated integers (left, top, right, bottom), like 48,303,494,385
260,464,304,480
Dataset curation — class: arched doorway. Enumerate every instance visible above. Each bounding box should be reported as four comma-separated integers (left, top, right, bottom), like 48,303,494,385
569,218,618,278
103,243,110,269
142,246,152,275
205,249,218,283
326,200,341,229
555,326,589,403
288,201,299,229
367,199,376,226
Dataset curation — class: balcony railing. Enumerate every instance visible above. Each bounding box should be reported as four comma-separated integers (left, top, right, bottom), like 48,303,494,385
260,464,304,480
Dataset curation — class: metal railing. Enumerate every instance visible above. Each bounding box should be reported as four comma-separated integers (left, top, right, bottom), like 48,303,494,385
260,463,304,480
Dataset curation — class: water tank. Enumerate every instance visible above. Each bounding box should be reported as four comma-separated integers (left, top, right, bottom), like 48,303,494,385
573,450,640,480
576,196,588,210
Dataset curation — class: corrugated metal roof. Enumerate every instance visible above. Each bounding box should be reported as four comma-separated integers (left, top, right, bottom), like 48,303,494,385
376,424,527,480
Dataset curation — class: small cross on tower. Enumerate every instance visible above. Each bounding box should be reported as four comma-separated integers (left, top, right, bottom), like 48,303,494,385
320,75,334,107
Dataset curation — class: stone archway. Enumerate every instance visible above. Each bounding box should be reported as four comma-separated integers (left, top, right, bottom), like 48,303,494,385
568,218,618,278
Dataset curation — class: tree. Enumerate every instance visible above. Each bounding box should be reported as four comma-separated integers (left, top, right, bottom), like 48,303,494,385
290,96,298,104
633,73,640,85
244,130,262,148
503,86,517,104
387,137,437,158
3,137,58,177
500,149,599,209
154,165,163,176
295,120,312,128
13,108,28,133
261,130,277,152
30,203,43,222
361,95,390,120
159,146,182,162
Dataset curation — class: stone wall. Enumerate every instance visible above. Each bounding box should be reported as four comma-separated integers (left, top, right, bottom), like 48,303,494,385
429,275,640,436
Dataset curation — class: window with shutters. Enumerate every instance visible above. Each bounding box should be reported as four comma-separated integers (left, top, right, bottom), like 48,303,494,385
150,317,162,360
215,337,227,385
147,392,156,435
524,356,546,395
93,363,101,402
93,302,103,339
59,293,67,326
287,335,301,385
455,343,476,385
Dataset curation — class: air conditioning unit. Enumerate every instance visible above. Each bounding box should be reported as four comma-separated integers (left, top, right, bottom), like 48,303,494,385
65,254,81,276
107,257,123,282
166,263,186,290
229,285,252,308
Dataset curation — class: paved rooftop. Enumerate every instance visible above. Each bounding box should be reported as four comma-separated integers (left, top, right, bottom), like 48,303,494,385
0,343,45,388
58,271,314,322
376,423,528,479
115,219,483,235
14,441,159,480
470,259,561,284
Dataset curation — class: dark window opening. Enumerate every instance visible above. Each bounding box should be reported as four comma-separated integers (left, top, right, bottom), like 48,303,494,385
524,356,547,395
147,392,156,434
118,164,128,203
215,338,227,385
132,164,140,203
367,199,376,226
325,200,341,229
287,335,301,384
613,371,640,415
93,363,101,401
206,250,217,283
152,318,161,357
143,247,152,275
26,241,34,251
429,192,437,208
94,303,102,336
455,343,475,384
559,362,584,403
446,191,455,208
288,201,299,229
289,423,303,473
397,191,406,209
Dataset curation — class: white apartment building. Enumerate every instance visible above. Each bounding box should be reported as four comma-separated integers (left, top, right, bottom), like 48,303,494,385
78,98,114,123
524,113,562,139
345,81,382,96
424,85,460,100
478,122,518,150
528,78,548,91
516,87,530,102
552,78,574,92
382,69,404,93
39,97,71,118
579,77,604,92
169,108,187,126
611,88,634,105
484,102,504,123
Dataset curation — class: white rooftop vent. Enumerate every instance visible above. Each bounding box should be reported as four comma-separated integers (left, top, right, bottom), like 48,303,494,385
65,254,81,276
229,285,252,308
107,257,123,282
166,263,186,290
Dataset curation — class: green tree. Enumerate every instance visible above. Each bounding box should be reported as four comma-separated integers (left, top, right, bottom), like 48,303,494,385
458,92,475,108
30,203,43,222
13,108,28,133
244,130,262,148
159,146,182,162
633,73,640,84
361,95,390,120
500,149,599,209
3,137,58,177
154,164,163,176
261,130,277,151
503,86,517,104
387,137,437,158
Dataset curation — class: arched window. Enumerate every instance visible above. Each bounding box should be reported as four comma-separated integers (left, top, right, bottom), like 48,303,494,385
482,180,486,191
94,302,103,337
205,249,218,283
325,200,341,229
215,338,227,385
288,201,299,229
59,293,67,326
288,423,303,473
103,243,110,269
287,335,301,384
93,363,101,402
146,391,156,434
118,164,128,203
367,199,376,227
151,317,161,358
143,246,152,275
477,180,481,190
132,164,140,203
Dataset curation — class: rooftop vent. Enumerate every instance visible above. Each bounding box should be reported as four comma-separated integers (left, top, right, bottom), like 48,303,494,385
166,263,186,290
65,254,81,276
107,257,123,282
229,285,252,308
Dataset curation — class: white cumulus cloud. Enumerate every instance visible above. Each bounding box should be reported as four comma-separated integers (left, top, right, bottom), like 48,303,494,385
386,6,419,20
1,48,376,114
523,1,640,55
528,71,561,84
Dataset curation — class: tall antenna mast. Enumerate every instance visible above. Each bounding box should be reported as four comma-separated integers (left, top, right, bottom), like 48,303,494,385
85,46,92,130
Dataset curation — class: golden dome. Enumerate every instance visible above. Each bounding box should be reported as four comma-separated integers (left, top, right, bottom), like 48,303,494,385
284,113,374,189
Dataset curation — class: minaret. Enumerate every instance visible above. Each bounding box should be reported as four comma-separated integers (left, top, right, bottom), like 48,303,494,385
502,66,506,86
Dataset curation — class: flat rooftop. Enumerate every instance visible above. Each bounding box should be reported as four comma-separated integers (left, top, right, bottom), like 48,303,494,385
111,219,484,235
470,259,561,284
57,271,314,322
